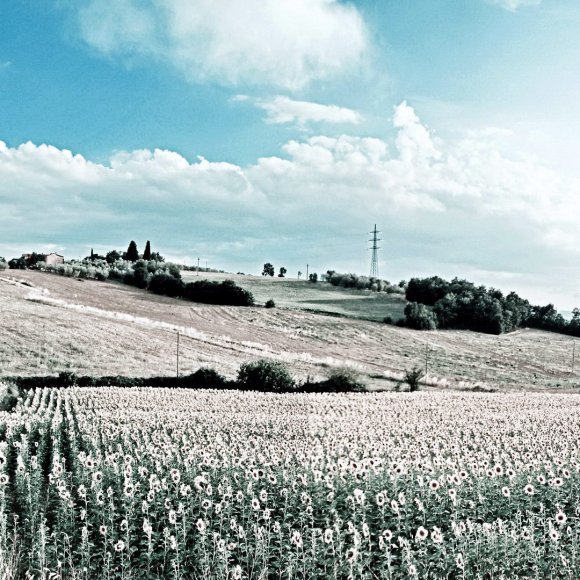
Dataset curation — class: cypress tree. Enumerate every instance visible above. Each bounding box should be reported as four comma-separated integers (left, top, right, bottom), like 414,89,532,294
143,240,151,261
126,240,139,262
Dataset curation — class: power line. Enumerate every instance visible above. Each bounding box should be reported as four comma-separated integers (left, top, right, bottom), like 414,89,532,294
369,224,382,278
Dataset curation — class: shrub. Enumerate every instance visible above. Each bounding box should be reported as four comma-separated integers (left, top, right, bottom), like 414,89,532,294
0,382,19,412
404,302,438,330
185,368,229,389
58,371,77,387
183,280,254,306
265,299,276,309
404,367,425,392
237,359,295,392
149,272,185,297
383,316,393,325
324,367,366,392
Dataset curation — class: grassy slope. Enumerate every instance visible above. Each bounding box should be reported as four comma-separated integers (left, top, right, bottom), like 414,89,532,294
181,271,407,322
1,270,579,391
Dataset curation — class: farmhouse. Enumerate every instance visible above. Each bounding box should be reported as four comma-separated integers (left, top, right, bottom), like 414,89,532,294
21,252,64,265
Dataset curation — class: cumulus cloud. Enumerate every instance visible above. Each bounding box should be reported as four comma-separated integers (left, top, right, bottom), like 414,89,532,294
2,101,580,306
488,0,541,11
69,0,368,89
256,96,362,128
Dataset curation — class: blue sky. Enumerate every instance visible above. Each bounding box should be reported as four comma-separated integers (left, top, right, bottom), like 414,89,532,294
1,0,580,309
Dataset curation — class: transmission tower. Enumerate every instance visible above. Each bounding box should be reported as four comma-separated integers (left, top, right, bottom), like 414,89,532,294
369,224,382,278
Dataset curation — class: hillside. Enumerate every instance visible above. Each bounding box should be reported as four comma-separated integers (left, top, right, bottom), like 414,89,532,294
1,270,579,391
181,271,407,321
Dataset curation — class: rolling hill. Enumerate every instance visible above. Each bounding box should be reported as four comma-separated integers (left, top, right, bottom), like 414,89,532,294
1,270,578,391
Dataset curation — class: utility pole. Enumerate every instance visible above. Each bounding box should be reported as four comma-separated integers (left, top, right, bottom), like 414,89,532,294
205,260,208,272
369,224,382,278
176,332,180,377
572,341,576,375
197,257,200,276
306,264,309,279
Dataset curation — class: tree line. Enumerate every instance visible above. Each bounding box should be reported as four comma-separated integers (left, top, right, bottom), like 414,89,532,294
402,276,580,336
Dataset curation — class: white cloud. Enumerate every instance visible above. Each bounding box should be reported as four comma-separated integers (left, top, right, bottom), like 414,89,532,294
488,0,541,12
256,96,362,128
70,0,368,89
2,101,580,306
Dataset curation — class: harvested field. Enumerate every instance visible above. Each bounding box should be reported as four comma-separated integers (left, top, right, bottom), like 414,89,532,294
1,270,579,391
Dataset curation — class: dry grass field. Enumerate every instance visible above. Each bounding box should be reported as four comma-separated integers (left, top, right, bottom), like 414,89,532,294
181,271,408,321
1,270,579,391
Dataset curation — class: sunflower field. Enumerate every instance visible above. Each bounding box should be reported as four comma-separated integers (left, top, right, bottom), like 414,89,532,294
1,387,580,578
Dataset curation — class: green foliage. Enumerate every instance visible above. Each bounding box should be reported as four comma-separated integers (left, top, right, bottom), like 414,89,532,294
105,250,122,264
0,382,19,411
403,276,580,336
149,251,164,262
149,272,185,297
262,262,274,277
404,367,425,392
308,272,318,283
125,240,139,262
278,267,287,278
183,279,255,306
324,367,366,392
132,262,151,289
0,258,6,271
8,257,26,269
404,302,438,330
237,359,295,392
326,270,404,294
143,240,151,261
58,371,77,387
185,367,229,389
265,299,276,308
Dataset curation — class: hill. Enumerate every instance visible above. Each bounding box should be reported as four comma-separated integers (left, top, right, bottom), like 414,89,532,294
1,270,579,391
181,271,407,321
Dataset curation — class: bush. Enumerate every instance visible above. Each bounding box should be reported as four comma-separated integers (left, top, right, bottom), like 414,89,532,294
149,272,185,297
237,359,295,392
404,367,424,392
185,368,229,389
383,316,393,325
324,367,366,392
0,382,19,411
183,280,254,306
265,299,276,309
404,302,438,330
58,371,78,387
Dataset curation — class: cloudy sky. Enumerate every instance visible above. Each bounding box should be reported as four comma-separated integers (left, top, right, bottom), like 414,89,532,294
1,0,580,308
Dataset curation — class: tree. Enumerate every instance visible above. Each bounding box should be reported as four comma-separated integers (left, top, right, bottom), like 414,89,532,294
278,267,287,278
262,263,274,277
404,302,437,330
237,359,295,392
143,240,151,261
297,271,302,280
404,367,425,392
125,241,139,262
106,250,122,264
308,273,318,283
149,252,164,262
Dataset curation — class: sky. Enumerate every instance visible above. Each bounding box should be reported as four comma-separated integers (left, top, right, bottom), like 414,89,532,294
1,0,580,309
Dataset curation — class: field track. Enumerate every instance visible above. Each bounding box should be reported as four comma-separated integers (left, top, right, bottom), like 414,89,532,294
1,271,579,391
